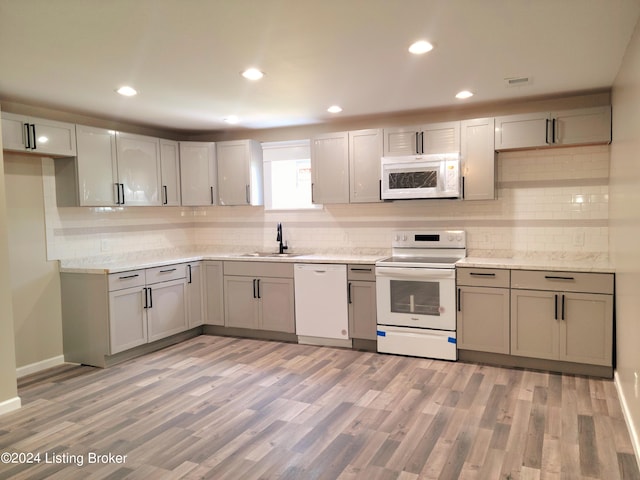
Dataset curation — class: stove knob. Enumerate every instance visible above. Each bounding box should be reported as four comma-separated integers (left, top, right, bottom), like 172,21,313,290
402,234,408,241
448,234,454,241
457,235,463,242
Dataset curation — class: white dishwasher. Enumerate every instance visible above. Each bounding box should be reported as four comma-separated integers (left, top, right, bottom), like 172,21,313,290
294,264,351,348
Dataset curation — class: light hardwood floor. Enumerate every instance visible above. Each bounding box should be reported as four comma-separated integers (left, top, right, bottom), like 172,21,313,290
1,335,639,480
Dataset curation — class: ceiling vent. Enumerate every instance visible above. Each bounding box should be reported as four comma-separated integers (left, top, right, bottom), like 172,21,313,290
504,76,531,87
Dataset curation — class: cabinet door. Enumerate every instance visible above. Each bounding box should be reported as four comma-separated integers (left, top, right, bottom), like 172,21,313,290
180,142,217,206
383,126,420,156
109,286,147,354
259,277,295,333
205,261,224,326
160,139,181,206
422,121,460,154
495,112,550,150
348,280,377,340
311,132,349,204
349,129,383,203
217,140,264,206
115,132,162,206
561,292,613,366
1,112,77,156
147,278,188,342
224,276,259,329
553,106,611,146
186,263,204,328
461,118,495,201
75,125,119,206
511,289,559,360
457,286,509,354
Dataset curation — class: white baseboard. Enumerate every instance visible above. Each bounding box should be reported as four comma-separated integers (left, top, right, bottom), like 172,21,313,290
614,371,640,468
16,355,66,378
0,396,21,416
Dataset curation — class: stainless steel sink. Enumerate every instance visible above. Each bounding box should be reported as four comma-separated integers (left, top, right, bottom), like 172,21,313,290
240,252,302,258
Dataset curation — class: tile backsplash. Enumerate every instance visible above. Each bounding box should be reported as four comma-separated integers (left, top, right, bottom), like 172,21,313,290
42,145,610,261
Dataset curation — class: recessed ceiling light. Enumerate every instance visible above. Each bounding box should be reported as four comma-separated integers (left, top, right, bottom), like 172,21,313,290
455,90,474,99
224,115,240,124
327,105,342,113
241,68,264,81
408,40,434,55
116,86,138,97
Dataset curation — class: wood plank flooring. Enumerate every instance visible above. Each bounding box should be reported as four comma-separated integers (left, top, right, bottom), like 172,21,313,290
1,335,639,479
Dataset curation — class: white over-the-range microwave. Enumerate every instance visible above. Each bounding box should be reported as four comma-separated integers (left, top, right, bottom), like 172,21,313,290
380,153,461,200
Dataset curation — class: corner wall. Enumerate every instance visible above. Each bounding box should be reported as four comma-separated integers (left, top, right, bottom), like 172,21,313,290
611,16,640,460
0,105,20,414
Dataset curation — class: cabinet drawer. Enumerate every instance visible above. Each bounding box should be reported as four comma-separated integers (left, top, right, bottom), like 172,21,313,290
347,264,375,281
146,263,187,284
457,268,510,288
108,270,145,291
511,270,613,294
224,261,294,278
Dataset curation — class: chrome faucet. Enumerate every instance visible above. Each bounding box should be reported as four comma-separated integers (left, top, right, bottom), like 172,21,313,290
276,222,288,254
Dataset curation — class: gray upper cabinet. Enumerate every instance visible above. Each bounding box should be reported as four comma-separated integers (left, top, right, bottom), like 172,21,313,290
495,106,611,150
160,139,181,206
383,121,460,156
115,132,162,206
461,117,496,201
56,125,118,207
349,129,383,203
216,139,264,206
179,142,217,206
1,111,77,157
311,131,349,204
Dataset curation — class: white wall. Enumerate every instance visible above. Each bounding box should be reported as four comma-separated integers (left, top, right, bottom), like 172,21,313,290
611,16,640,458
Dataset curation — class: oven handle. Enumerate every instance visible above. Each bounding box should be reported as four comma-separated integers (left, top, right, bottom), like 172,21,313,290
375,267,455,280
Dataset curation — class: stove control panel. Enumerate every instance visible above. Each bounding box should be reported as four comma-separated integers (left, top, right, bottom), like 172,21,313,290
392,230,466,249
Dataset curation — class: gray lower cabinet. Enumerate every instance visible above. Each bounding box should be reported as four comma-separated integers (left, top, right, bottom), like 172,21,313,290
510,270,614,367
223,261,295,333
186,262,204,328
456,268,510,354
347,265,377,340
61,263,190,367
204,261,224,326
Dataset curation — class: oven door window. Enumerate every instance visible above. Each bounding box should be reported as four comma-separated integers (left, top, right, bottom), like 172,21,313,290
390,280,440,316
388,169,438,190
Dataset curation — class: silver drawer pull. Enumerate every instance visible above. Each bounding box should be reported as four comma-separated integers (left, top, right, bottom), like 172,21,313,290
469,272,496,277
350,268,372,272
160,268,177,273
118,274,139,280
545,275,575,281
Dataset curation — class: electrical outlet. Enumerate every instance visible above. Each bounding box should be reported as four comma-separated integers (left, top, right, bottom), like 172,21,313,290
100,239,110,252
573,231,585,247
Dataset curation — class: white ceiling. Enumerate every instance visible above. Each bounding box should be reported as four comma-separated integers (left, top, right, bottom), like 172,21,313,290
1,0,639,132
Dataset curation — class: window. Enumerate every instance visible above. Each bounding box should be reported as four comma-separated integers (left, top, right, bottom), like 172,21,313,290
262,140,321,210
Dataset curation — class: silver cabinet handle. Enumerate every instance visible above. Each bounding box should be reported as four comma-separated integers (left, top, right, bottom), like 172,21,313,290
118,274,139,280
210,186,214,205
545,275,575,281
159,268,177,273
246,184,251,204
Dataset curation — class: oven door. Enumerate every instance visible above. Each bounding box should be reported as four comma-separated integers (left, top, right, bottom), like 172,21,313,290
375,266,456,330
380,156,460,200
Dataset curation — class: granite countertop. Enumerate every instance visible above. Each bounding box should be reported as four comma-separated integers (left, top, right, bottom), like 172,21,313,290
58,248,615,275
457,256,615,274
59,249,388,274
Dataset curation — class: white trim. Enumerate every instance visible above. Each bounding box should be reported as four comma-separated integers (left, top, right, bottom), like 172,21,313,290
0,396,21,416
614,370,640,470
16,355,66,378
